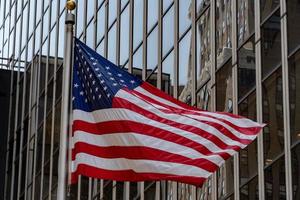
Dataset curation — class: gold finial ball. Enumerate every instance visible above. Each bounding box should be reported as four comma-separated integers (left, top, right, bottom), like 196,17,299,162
66,0,76,11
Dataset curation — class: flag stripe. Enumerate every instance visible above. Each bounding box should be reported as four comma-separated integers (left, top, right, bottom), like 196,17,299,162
71,142,219,171
72,120,231,160
71,164,206,186
72,153,211,178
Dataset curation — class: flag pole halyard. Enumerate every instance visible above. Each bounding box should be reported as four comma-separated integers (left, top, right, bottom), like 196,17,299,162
57,1,75,199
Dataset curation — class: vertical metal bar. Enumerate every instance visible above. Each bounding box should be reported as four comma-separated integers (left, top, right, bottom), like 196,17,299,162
231,0,239,199
173,0,178,100
157,0,162,89
279,0,293,199
254,0,265,199
210,0,217,199
128,0,133,73
56,11,75,200
116,0,120,66
104,0,108,58
83,0,87,42
142,0,147,81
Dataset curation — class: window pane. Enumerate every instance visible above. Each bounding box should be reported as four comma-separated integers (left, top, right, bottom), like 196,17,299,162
292,144,300,199
86,22,94,48
120,5,130,65
197,0,210,17
107,24,117,63
261,0,279,22
178,30,192,103
238,36,255,99
289,49,300,145
148,0,158,31
97,5,105,44
197,8,211,89
76,0,84,37
179,0,192,36
133,45,143,69
162,6,174,56
133,0,143,50
162,50,174,96
264,156,286,199
108,0,117,27
87,0,95,22
262,67,284,165
287,0,300,54
216,0,232,68
147,26,158,70
216,60,232,112
196,82,211,110
237,0,254,46
261,9,281,78
240,176,258,199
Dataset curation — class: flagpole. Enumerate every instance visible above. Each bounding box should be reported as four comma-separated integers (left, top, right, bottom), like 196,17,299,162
57,1,76,199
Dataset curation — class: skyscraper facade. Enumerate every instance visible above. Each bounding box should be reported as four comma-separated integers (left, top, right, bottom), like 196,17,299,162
0,0,299,199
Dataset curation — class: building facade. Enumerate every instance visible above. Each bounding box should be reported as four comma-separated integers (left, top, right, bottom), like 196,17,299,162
0,0,299,199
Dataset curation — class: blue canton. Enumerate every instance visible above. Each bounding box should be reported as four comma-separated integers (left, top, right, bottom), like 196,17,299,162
73,38,142,112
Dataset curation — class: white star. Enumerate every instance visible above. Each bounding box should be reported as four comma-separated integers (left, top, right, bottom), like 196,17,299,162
97,74,102,77
130,80,135,84
90,88,92,93
81,55,84,59
95,68,100,71
80,91,84,96
117,73,122,77
87,82,90,86
112,83,117,86
72,96,75,101
87,67,90,72
92,80,96,85
76,57,78,61
100,80,105,84
79,49,82,53
104,86,107,91
93,62,97,65
74,83,79,88
82,83,85,87
105,66,110,70
107,93,111,98
84,61,87,66
90,57,95,60
84,75,87,80
85,98,88,103
92,96,95,100
110,77,115,80
107,72,112,76
95,87,99,92
89,74,93,78
76,71,79,75
98,94,102,99
120,80,124,83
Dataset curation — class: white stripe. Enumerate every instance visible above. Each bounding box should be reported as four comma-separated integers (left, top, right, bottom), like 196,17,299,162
72,153,211,178
136,86,262,128
116,90,246,149
72,131,224,165
73,109,234,158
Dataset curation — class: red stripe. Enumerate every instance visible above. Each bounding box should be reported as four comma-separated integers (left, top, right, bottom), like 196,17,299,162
71,164,206,186
130,88,261,136
128,89,256,142
112,97,242,152
72,120,231,160
71,142,219,172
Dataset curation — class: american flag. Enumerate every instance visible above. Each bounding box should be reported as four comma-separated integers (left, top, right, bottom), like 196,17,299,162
71,38,264,186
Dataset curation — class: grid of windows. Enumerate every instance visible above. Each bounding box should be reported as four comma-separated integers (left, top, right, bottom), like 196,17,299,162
0,0,299,199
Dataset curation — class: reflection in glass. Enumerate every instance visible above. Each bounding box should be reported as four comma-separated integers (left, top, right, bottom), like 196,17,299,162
87,0,95,22
97,5,105,44
264,155,286,199
178,30,191,103
262,68,284,165
237,0,254,46
108,24,117,63
218,157,234,199
292,144,300,199
86,22,94,48
120,5,130,65
133,45,143,69
133,0,143,50
196,8,211,89
287,0,300,53
76,0,84,37
261,9,281,78
260,0,279,22
179,0,192,36
216,0,232,68
238,92,257,185
197,0,210,17
162,51,174,96
162,6,174,56
197,82,211,110
216,60,232,112
108,0,117,27
240,176,258,199
148,0,158,31
238,36,255,99
289,50,300,144
147,26,158,70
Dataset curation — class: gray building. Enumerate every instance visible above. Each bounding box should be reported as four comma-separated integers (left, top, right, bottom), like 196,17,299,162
0,0,299,199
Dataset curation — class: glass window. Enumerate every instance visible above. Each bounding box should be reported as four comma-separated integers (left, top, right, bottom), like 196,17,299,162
178,30,192,103
196,8,211,89
107,24,117,63
162,50,174,96
163,0,173,13
179,0,192,36
238,91,257,185
148,0,158,31
216,0,232,68
237,0,254,46
147,26,158,70
42,7,50,42
120,5,130,65
287,0,300,54
264,155,286,199
262,67,284,165
133,45,143,69
238,36,255,99
97,5,105,44
197,0,210,17
121,0,129,10
22,4,29,50
240,176,258,199
36,0,42,24
216,59,232,112
260,0,279,22
261,9,281,79
218,157,234,199
86,22,94,48
292,143,300,199
133,0,143,50
108,0,117,27
96,40,105,57
87,0,95,22
28,0,36,35
289,50,300,144
58,15,65,58
196,82,211,110
162,6,174,56
51,0,57,28
76,0,84,37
